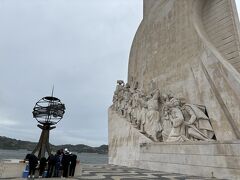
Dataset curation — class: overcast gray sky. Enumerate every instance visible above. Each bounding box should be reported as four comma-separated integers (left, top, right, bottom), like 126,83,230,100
0,1,240,147
0,0,142,146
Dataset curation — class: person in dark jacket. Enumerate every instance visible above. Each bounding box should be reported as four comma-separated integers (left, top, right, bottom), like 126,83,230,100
58,149,64,177
62,148,71,178
53,150,61,177
47,153,55,178
69,153,77,177
25,153,38,178
39,157,47,178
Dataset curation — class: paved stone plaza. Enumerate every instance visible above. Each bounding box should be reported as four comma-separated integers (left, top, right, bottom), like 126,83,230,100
8,164,223,180
78,164,220,180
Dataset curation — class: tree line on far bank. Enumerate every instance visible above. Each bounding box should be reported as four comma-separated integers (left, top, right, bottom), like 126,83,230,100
0,136,108,154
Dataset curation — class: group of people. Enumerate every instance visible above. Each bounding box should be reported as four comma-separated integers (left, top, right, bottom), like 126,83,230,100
25,148,77,178
112,80,216,142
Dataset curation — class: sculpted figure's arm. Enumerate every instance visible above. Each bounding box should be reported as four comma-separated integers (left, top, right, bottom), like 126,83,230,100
185,106,197,124
152,89,160,100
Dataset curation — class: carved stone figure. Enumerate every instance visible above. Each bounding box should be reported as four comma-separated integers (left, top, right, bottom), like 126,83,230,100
134,92,145,129
125,94,133,122
166,98,188,142
182,104,215,141
122,83,131,117
112,80,216,143
137,93,148,132
161,105,172,141
113,80,125,113
112,92,118,111
114,80,124,95
131,89,141,124
139,103,147,133
145,90,162,141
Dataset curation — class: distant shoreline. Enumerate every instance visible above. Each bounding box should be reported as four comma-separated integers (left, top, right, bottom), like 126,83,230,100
0,136,108,154
0,149,108,164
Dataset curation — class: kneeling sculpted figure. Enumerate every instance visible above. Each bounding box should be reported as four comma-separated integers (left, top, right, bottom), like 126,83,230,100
166,98,188,142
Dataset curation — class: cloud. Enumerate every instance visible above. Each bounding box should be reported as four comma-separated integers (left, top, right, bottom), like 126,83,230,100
0,118,19,126
0,0,143,146
1,0,240,147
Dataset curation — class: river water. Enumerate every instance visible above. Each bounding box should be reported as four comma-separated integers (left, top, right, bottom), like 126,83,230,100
0,149,108,164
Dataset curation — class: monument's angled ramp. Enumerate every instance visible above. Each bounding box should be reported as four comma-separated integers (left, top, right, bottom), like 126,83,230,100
128,0,240,141
193,0,240,140
202,0,240,71
108,108,152,167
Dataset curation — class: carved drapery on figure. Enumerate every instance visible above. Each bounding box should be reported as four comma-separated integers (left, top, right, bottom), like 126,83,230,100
182,104,215,141
145,90,162,141
112,80,216,142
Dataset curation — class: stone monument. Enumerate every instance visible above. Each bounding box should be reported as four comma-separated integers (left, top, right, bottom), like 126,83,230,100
109,0,240,179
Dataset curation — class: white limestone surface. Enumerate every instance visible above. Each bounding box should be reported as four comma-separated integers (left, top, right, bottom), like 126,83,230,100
108,108,152,167
127,0,240,141
138,141,240,179
0,160,25,178
108,0,240,179
109,108,240,179
0,159,82,178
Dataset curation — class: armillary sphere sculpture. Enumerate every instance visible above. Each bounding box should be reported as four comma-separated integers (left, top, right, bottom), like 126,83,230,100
32,91,65,158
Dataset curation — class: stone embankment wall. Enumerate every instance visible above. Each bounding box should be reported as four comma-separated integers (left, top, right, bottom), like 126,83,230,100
0,161,25,178
0,160,82,178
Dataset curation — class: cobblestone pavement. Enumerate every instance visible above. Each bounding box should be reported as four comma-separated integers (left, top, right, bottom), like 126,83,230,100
77,164,221,180
10,164,223,180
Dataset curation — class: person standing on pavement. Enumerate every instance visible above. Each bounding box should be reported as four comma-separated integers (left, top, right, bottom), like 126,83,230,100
53,150,61,177
47,153,56,178
39,157,47,178
25,153,39,178
69,153,77,177
62,148,71,178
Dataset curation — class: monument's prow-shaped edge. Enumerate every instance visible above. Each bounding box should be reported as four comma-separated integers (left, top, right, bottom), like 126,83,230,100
109,0,240,179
